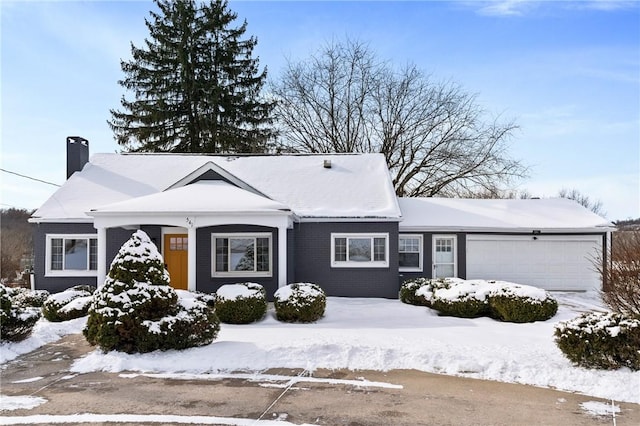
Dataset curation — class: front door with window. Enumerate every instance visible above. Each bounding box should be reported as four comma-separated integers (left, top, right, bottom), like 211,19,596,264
164,234,188,290
433,235,456,278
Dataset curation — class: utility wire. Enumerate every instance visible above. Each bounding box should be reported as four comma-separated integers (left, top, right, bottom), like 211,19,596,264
0,168,61,187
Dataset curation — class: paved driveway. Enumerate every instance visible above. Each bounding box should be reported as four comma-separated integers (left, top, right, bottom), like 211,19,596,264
1,334,638,425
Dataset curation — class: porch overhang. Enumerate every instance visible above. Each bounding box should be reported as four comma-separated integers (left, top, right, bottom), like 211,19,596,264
86,181,293,291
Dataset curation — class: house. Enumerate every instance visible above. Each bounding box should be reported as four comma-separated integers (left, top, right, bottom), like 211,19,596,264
30,137,613,297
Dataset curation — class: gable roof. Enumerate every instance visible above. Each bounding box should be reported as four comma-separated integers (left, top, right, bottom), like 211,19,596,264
89,181,290,215
398,197,613,232
32,153,401,222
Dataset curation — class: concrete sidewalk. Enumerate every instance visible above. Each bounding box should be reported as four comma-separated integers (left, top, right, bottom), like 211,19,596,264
1,333,638,425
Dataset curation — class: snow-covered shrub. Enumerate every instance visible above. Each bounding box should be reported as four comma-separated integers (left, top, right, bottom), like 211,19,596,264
84,230,219,353
215,282,267,324
42,286,93,322
424,279,558,322
10,288,50,308
0,284,41,342
413,278,453,307
430,280,492,318
488,284,558,323
554,312,640,370
274,283,326,323
399,278,435,306
136,293,220,353
174,289,216,309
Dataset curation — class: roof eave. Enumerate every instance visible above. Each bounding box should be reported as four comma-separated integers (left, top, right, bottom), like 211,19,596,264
398,225,614,233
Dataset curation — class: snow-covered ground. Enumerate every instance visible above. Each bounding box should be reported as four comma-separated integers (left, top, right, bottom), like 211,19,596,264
2,291,638,405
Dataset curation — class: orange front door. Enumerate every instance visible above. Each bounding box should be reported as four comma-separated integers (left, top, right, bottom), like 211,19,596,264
164,234,188,290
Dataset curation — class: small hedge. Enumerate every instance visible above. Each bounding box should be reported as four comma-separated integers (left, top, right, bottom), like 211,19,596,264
42,286,94,322
10,288,50,308
554,312,640,371
488,286,558,323
274,283,326,323
406,278,558,323
0,284,41,342
215,282,267,324
430,280,492,318
411,278,451,307
400,278,439,306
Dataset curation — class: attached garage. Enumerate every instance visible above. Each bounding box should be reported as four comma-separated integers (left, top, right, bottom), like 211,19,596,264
398,197,613,292
466,234,604,291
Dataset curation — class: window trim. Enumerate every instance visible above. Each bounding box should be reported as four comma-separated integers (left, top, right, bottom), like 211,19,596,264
399,234,423,272
45,234,98,277
211,232,273,278
331,233,389,268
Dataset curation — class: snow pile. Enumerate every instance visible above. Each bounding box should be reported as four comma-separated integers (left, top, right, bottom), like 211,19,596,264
0,395,47,411
0,316,85,364
70,293,639,403
216,283,263,301
580,401,620,417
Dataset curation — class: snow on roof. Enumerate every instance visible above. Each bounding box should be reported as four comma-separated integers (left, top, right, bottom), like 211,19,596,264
32,153,401,221
89,181,289,215
398,197,613,231
218,154,400,219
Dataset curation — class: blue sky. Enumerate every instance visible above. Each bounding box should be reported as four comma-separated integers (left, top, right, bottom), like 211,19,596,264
1,0,638,220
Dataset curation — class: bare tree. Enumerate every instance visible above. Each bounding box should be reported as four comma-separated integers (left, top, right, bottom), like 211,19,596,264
595,230,640,318
271,39,527,197
1,208,33,281
558,188,606,217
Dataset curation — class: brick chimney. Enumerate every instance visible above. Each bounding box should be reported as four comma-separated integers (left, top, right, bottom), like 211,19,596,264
66,136,89,179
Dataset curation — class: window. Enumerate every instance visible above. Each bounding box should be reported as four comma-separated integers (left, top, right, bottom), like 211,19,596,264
46,234,98,276
399,235,423,271
331,233,389,268
212,233,272,277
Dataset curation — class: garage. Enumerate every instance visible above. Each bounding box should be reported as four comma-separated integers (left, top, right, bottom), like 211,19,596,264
465,234,604,291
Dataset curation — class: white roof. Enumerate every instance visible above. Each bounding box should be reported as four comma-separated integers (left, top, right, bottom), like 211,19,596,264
32,153,401,222
90,181,290,215
398,197,613,232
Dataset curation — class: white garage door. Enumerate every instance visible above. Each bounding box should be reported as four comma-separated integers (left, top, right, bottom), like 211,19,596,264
466,235,603,291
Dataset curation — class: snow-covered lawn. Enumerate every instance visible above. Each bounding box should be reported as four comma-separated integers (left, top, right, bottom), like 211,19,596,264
2,291,638,404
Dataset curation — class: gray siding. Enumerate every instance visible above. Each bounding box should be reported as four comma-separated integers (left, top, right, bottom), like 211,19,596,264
32,222,98,293
195,225,279,299
293,222,400,298
33,224,160,293
399,232,466,284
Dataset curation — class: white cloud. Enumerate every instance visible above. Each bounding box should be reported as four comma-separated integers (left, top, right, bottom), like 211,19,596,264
471,0,638,17
475,0,535,16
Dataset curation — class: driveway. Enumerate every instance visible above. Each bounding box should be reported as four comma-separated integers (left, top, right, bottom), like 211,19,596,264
1,333,638,425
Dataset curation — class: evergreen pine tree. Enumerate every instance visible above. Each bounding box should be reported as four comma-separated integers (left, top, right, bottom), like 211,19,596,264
109,0,275,153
